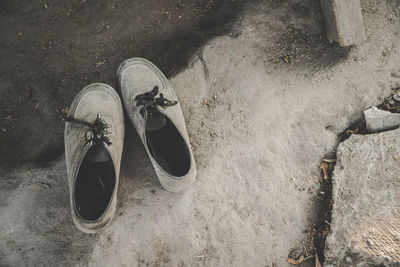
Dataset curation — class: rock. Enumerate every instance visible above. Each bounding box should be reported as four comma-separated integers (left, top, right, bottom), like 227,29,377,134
325,129,400,266
392,93,400,102
391,71,400,78
364,106,400,132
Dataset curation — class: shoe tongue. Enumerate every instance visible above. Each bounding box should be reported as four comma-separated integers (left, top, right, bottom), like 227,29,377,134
146,106,166,132
86,144,111,163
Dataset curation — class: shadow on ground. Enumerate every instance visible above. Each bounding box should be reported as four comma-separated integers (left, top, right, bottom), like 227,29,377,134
254,0,351,73
0,0,248,167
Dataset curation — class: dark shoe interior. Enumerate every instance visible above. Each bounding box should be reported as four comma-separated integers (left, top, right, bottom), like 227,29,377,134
145,107,191,177
75,144,115,221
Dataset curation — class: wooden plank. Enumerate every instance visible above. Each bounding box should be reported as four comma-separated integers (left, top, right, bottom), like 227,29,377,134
321,0,366,47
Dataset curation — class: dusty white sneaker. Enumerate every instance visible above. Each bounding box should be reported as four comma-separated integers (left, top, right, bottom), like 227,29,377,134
117,58,196,192
64,83,124,233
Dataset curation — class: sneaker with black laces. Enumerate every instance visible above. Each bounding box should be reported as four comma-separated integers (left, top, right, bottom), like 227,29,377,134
117,58,196,192
64,83,124,233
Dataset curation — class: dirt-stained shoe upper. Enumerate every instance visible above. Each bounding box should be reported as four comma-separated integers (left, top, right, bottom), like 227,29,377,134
64,83,124,233
117,58,196,192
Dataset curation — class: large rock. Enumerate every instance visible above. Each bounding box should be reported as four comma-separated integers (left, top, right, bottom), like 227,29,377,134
325,129,400,266
364,106,400,132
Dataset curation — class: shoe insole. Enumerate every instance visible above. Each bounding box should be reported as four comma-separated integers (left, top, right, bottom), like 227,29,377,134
146,106,166,132
75,145,115,221
85,143,112,163
145,108,191,177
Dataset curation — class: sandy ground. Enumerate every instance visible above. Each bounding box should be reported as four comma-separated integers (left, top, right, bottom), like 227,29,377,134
1,0,400,266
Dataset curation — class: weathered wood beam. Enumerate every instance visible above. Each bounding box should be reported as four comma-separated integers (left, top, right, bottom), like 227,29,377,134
321,0,366,47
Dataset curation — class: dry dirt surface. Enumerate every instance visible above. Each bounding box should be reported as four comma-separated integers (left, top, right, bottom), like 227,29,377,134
0,0,246,167
1,0,400,266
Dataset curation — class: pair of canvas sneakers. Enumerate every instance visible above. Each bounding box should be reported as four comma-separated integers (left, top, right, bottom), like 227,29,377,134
64,58,196,233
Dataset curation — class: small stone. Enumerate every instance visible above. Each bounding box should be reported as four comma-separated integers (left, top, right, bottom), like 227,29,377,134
364,106,400,132
391,71,400,78
393,93,400,102
61,107,69,114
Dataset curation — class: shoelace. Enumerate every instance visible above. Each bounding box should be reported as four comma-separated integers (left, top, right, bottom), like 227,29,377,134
66,114,112,146
135,86,178,114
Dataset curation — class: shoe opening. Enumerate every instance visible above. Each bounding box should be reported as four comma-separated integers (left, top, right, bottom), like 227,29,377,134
145,106,191,177
74,144,115,221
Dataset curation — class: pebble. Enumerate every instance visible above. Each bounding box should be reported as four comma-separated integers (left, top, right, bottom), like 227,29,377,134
393,93,400,102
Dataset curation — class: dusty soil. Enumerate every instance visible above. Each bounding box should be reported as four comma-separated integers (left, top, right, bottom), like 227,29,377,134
1,0,400,266
0,0,247,167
